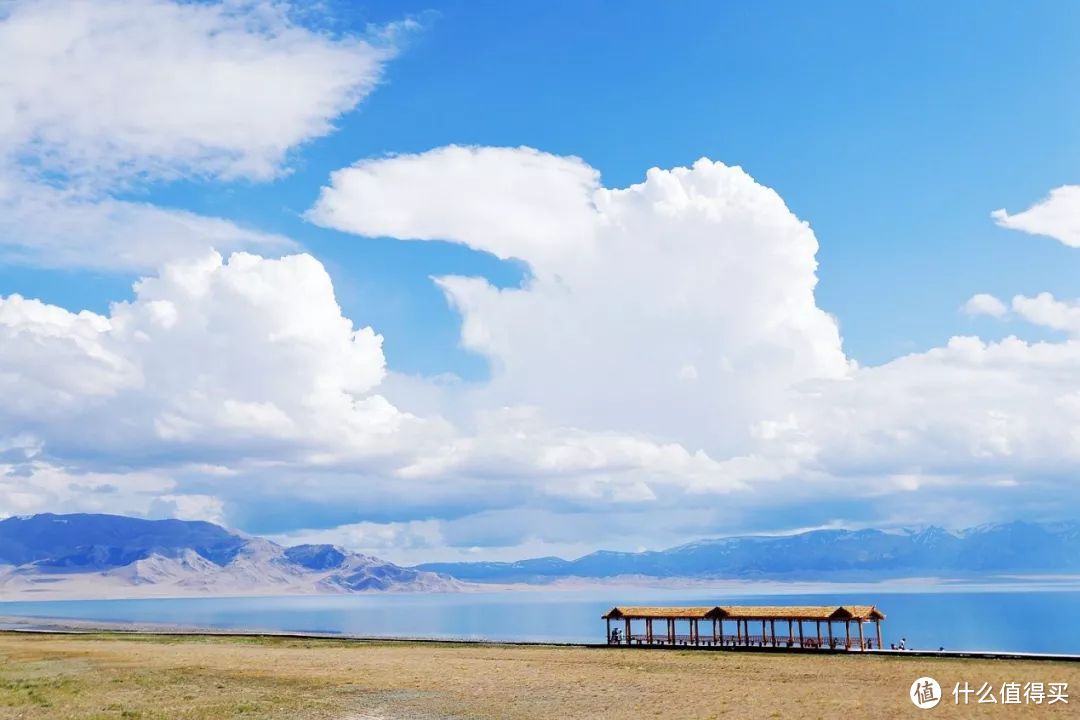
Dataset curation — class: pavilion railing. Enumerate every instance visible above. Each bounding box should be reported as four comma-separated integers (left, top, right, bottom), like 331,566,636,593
611,633,880,650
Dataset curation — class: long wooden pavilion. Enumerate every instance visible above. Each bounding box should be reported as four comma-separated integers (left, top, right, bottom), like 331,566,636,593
602,605,885,651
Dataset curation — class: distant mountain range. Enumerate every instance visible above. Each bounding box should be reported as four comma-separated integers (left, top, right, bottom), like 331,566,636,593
0,513,458,599
2,515,1076,600
415,522,1080,583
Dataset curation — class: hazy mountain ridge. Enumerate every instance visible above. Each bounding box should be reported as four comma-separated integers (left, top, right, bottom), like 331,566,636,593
0,514,458,599
3,515,1077,598
414,521,1080,583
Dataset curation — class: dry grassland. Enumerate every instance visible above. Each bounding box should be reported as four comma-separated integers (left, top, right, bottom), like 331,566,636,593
0,632,1076,719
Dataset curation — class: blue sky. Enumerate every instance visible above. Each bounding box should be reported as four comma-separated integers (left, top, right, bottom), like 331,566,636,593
10,1,1080,373
1,1,1079,562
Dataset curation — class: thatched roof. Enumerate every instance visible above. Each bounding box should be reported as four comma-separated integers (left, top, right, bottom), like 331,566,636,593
716,605,885,621
717,605,845,620
602,605,886,621
601,606,720,620
837,605,886,621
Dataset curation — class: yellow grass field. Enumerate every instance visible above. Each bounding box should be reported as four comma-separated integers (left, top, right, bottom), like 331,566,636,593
0,632,1076,719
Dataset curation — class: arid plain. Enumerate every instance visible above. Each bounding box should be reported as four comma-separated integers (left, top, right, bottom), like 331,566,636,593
0,632,1076,719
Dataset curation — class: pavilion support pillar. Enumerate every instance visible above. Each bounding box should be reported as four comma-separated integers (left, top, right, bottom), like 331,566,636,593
858,620,865,651
646,618,653,643
787,619,793,646
875,620,882,650
798,620,804,647
761,620,767,645
625,618,631,645
606,617,611,644
736,619,742,644
827,622,834,648
816,621,822,646
713,618,719,643
693,619,700,646
770,619,776,647
668,618,674,645
845,620,851,650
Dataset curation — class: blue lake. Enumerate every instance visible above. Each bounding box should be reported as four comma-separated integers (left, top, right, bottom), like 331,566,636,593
2,588,1078,654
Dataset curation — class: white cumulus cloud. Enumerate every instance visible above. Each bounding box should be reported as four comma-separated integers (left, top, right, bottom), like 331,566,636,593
0,461,175,519
992,186,1080,248
0,251,433,467
0,0,404,271
0,0,396,183
313,148,851,458
307,145,601,271
8,138,1080,555
299,149,1080,548
743,332,1080,529
962,293,1008,318
1011,292,1080,335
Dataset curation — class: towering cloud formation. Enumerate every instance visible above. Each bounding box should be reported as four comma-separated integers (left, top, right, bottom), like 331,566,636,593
0,252,421,463
311,147,850,456
306,145,1080,548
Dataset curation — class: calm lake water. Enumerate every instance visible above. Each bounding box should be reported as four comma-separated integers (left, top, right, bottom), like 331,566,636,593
2,588,1078,654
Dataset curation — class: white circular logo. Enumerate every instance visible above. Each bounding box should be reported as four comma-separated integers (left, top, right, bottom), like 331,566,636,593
910,677,942,709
